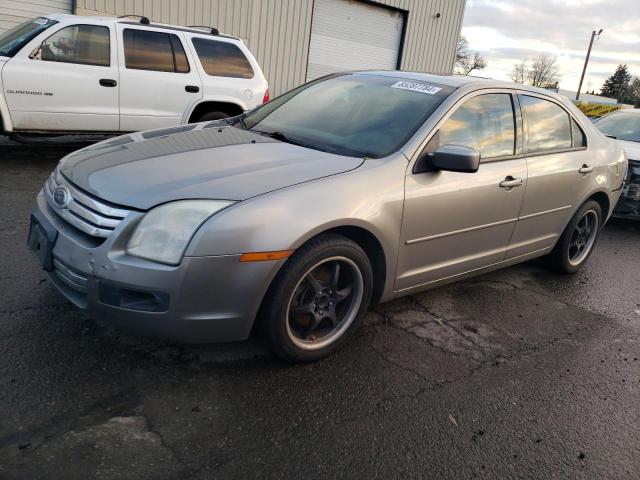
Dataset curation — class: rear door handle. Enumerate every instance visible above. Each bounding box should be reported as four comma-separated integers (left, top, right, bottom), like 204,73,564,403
499,176,523,188
579,164,594,174
185,85,200,93
99,78,117,87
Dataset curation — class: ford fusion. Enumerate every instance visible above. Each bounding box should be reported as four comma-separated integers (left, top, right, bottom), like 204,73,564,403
29,72,627,362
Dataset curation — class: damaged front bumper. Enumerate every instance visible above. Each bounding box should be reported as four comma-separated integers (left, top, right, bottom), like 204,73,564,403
613,159,640,220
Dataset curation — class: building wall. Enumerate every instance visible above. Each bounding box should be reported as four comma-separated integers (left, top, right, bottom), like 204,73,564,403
75,0,466,96
0,0,71,34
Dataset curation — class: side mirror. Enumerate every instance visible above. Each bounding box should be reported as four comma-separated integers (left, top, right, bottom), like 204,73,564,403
418,145,480,174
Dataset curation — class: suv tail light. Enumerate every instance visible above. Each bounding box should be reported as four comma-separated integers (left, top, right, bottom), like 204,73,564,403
262,89,270,104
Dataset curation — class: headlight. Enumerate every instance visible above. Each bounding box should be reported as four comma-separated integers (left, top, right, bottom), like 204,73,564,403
126,200,234,265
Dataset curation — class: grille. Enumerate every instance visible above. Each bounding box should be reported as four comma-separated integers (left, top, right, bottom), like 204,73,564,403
44,169,132,239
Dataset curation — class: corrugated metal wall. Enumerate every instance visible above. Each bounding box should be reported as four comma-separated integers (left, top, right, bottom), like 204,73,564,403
0,0,71,34
75,0,465,96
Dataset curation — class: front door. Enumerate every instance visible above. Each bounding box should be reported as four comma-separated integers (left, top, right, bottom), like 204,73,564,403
396,91,526,292
2,23,119,131
116,25,202,131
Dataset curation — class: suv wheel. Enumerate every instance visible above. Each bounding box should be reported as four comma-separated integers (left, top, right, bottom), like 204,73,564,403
261,234,373,363
196,111,230,122
546,200,602,273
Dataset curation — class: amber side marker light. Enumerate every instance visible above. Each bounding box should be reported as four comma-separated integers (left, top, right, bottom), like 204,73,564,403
239,250,294,262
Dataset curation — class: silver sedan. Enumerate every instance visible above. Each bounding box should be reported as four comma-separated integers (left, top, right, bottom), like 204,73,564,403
29,72,627,362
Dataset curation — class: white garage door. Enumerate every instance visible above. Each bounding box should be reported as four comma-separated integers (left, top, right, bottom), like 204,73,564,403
306,0,405,82
0,0,71,35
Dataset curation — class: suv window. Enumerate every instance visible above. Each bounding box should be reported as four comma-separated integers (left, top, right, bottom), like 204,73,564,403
39,25,110,66
191,38,253,78
123,29,190,73
438,93,515,159
520,95,572,153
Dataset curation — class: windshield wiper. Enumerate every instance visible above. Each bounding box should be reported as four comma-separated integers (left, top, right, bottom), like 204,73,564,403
252,130,310,148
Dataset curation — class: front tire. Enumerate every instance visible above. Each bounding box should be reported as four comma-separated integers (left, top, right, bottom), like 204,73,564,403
546,200,602,273
261,234,373,363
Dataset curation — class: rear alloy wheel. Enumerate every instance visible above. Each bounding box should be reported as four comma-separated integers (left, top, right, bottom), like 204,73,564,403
261,234,373,363
546,200,602,273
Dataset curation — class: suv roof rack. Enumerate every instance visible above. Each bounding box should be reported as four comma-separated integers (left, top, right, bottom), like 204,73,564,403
187,25,219,35
118,14,150,25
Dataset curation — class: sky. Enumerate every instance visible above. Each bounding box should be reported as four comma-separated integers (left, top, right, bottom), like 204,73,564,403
461,0,640,93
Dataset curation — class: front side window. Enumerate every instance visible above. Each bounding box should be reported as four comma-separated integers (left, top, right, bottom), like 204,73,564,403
0,17,57,57
595,113,640,143
123,29,189,73
38,24,110,66
438,93,516,159
243,74,455,158
520,95,572,153
191,38,253,78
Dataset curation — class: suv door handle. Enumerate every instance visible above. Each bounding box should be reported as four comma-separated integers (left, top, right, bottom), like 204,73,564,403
499,176,523,188
185,85,200,93
99,78,117,87
579,164,594,174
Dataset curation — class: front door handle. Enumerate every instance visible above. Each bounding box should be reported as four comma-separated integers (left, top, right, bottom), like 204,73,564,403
185,85,200,93
579,164,594,174
499,176,523,188
99,78,117,87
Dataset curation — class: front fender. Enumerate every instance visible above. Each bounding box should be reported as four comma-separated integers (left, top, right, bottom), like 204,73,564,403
185,156,408,301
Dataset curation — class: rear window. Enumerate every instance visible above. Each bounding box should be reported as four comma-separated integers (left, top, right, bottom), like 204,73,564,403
123,29,189,73
520,95,572,153
191,38,253,78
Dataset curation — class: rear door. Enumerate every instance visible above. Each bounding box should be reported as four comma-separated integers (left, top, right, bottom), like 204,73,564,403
397,91,527,292
2,21,119,131
506,93,591,259
116,25,202,131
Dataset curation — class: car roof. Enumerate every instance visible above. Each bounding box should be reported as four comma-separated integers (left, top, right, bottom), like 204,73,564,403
356,70,565,96
43,13,239,41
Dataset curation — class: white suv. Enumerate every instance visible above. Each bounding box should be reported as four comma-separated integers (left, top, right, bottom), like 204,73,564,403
0,14,269,136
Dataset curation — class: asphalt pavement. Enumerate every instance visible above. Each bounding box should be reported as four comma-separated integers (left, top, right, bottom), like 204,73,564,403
1,144,639,480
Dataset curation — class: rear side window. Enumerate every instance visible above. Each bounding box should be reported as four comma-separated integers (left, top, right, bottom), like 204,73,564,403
123,29,190,73
572,119,587,148
438,93,516,160
39,25,110,66
191,38,253,78
520,95,572,153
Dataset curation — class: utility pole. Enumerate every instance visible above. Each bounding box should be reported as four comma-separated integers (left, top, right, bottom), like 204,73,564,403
576,29,603,101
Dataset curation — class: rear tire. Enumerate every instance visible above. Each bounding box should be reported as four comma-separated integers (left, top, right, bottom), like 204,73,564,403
261,234,373,363
545,200,602,273
195,111,230,122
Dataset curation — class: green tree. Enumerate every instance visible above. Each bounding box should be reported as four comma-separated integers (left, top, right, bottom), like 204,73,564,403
629,77,640,107
601,64,631,103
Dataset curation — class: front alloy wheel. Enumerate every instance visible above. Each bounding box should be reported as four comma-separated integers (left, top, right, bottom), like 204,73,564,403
261,234,373,363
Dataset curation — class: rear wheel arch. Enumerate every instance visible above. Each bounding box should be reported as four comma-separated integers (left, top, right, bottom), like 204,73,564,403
187,101,244,123
588,191,610,220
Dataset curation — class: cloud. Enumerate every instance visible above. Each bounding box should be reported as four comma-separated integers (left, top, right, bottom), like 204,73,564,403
461,0,640,92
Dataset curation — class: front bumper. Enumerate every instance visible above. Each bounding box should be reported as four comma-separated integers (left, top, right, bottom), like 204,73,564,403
613,159,640,220
32,191,283,343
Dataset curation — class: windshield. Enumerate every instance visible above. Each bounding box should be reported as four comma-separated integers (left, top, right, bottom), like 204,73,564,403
0,17,57,57
243,74,455,158
595,113,640,143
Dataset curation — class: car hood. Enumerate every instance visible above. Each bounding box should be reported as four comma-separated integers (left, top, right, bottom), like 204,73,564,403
616,139,640,162
59,125,364,210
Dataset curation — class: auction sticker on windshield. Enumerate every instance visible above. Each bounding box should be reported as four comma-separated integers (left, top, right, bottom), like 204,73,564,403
391,81,442,95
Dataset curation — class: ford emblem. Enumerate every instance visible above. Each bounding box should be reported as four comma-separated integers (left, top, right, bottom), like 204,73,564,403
53,186,69,207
